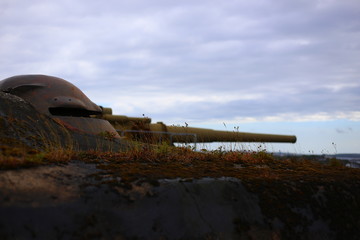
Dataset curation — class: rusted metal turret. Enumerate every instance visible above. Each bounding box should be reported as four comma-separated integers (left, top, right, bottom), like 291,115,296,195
0,75,120,138
0,74,297,147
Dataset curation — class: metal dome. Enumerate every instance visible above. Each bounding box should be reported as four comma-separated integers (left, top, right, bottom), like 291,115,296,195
0,74,120,138
0,74,102,116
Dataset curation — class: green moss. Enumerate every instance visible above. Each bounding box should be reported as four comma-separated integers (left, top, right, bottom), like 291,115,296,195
328,157,343,167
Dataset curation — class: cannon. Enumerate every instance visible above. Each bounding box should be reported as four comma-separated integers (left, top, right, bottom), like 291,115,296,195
0,74,296,149
97,107,297,144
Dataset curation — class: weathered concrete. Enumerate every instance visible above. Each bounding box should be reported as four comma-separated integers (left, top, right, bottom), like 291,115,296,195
0,161,358,239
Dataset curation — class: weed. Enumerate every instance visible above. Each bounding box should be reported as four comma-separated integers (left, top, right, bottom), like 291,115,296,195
25,152,46,164
43,147,74,163
328,157,343,167
98,131,118,141
1,136,358,189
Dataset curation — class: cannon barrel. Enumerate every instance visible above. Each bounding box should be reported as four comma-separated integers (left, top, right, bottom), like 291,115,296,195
149,123,296,143
97,108,297,144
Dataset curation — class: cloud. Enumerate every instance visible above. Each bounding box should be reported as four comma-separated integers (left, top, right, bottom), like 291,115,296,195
0,0,360,125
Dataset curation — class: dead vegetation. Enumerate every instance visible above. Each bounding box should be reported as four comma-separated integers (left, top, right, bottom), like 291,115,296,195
1,141,359,186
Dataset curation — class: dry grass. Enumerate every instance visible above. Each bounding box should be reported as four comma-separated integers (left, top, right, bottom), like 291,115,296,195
1,141,359,186
70,144,360,184
0,139,74,169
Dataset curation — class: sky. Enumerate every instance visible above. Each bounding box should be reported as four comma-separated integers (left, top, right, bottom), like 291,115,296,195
0,0,359,154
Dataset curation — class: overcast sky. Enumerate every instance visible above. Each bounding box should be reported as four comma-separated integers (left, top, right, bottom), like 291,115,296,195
1,0,359,154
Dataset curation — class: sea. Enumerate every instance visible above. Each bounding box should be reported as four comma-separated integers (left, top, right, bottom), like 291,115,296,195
272,153,360,168
331,154,360,168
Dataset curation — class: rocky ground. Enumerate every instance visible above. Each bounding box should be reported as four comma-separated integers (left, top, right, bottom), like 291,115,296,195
0,158,359,239
0,162,261,239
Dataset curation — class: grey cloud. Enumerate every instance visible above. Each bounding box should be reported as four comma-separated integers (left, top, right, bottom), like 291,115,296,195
138,82,360,122
0,0,359,123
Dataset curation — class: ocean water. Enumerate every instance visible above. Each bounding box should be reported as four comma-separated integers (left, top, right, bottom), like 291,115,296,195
336,156,360,168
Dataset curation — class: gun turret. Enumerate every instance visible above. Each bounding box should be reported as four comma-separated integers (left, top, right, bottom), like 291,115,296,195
0,75,295,150
97,108,297,144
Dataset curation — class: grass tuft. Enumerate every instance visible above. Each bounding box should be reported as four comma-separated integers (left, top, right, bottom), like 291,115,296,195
1,141,359,187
